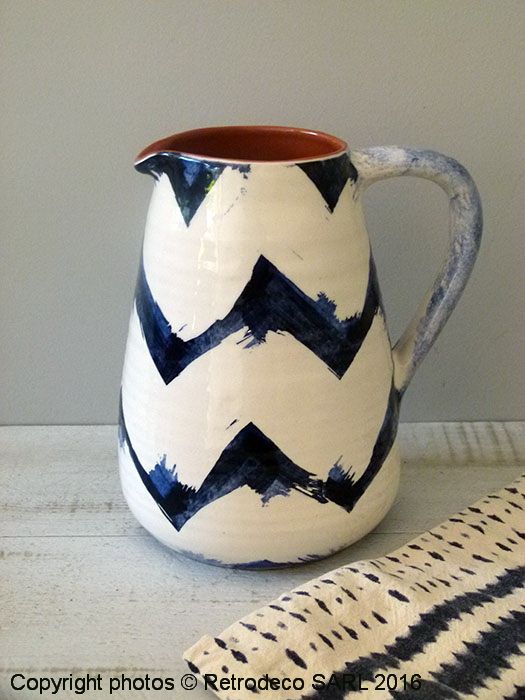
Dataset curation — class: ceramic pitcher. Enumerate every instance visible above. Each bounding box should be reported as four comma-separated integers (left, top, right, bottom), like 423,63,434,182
118,126,482,567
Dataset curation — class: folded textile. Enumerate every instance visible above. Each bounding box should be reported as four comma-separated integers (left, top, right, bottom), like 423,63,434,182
184,474,525,699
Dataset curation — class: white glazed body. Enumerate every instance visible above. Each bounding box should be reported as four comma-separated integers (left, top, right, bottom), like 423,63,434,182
119,154,401,567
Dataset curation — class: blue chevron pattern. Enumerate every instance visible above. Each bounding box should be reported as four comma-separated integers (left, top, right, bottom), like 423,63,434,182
118,383,398,531
136,152,356,226
135,254,382,384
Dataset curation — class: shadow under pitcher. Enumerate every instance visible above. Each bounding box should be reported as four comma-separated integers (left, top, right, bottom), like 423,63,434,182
118,126,482,568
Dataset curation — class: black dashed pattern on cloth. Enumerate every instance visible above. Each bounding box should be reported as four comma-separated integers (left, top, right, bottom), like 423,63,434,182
185,475,525,699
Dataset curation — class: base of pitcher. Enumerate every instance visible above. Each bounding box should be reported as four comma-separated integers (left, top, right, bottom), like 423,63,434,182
150,539,347,570
122,483,400,569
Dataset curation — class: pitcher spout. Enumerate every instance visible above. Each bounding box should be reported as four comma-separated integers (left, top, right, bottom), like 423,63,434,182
134,144,233,227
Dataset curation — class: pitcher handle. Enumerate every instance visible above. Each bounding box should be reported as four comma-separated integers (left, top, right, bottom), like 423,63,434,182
350,147,482,394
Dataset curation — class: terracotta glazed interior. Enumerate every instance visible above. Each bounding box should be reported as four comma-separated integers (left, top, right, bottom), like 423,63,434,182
136,126,347,163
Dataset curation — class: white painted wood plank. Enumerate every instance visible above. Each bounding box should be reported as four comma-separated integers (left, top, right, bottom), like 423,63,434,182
399,421,525,466
0,426,133,538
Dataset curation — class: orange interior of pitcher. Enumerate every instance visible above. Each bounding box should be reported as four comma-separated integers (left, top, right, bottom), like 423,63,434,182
135,126,347,163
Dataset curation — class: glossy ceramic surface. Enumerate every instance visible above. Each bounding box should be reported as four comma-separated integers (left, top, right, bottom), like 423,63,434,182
119,126,482,567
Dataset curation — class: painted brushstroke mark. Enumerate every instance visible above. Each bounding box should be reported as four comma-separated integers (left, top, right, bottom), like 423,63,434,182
324,382,399,507
135,254,381,384
135,153,250,226
118,383,398,531
169,548,340,570
298,153,358,212
305,565,525,700
119,405,324,531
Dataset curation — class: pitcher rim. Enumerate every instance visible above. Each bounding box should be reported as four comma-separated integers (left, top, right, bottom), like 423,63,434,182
135,125,348,166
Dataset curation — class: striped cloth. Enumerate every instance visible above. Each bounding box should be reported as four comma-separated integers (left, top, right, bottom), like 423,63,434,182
184,475,525,699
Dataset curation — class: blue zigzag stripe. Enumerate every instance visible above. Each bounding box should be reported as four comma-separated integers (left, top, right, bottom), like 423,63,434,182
135,255,382,384
118,383,398,531
135,153,356,226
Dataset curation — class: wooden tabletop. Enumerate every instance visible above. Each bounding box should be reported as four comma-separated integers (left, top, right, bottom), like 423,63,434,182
1,423,523,699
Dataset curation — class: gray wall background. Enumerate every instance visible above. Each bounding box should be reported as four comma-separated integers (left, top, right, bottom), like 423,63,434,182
1,0,523,425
